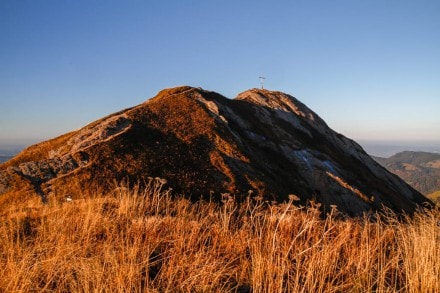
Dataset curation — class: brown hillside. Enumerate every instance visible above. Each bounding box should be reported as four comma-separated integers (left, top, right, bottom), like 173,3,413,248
0,86,432,215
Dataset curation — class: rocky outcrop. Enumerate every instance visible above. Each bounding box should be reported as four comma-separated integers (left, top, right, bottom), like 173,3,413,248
0,86,432,215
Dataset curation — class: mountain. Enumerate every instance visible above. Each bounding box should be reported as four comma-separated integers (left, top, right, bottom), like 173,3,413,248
372,151,440,202
0,86,432,215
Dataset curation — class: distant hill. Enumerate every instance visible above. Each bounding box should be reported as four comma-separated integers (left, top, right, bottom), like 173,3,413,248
0,86,432,215
360,141,440,158
372,151,440,202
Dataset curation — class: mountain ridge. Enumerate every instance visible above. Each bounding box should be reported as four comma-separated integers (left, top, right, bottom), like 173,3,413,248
0,86,432,215
373,151,440,201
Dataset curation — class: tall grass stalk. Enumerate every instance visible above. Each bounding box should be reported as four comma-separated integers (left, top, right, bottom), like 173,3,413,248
0,179,438,292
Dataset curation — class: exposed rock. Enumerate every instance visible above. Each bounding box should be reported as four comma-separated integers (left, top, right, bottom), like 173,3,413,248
68,114,132,152
0,86,432,215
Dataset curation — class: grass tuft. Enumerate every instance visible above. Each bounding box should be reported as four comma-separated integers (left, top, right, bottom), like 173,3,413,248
1,179,439,292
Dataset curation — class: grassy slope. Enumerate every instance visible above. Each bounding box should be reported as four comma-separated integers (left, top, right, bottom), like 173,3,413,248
1,180,439,292
428,190,440,204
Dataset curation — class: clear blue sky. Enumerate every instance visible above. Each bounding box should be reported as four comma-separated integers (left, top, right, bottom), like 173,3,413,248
1,0,439,147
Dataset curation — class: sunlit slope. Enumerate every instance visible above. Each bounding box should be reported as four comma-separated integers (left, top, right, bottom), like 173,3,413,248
0,86,432,215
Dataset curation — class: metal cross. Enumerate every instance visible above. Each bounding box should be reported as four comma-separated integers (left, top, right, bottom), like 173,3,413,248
259,76,266,89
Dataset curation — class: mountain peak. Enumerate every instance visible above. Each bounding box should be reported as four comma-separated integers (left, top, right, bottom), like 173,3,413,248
154,85,196,98
235,88,328,133
0,86,432,215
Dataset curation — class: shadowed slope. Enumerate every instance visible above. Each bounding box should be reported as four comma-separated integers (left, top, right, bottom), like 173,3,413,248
0,86,432,215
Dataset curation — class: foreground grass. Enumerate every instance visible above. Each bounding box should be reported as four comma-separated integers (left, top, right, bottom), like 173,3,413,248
1,180,439,292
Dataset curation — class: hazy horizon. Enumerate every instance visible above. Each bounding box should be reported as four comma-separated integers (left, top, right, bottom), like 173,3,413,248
358,139,440,157
2,137,440,159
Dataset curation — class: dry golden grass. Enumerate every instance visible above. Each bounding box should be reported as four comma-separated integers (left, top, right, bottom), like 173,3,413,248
1,179,439,292
427,190,440,205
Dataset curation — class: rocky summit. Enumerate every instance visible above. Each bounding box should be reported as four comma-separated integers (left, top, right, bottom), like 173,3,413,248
0,86,432,215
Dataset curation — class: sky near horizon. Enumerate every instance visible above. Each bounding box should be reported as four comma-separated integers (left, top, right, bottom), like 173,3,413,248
1,0,439,147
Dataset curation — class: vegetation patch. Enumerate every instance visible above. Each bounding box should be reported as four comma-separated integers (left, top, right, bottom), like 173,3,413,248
1,179,438,292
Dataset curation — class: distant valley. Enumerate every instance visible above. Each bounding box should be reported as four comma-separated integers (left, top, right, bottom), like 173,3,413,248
373,151,440,203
